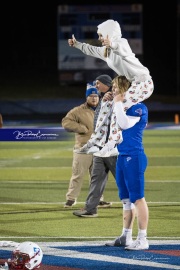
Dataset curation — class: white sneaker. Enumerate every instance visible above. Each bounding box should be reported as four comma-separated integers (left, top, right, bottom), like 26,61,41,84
94,147,119,157
87,146,100,154
125,238,149,250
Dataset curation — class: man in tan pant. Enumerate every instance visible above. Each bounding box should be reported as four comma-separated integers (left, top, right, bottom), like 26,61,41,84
62,84,111,208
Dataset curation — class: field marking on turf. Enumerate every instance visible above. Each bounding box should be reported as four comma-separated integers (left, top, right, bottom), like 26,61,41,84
148,155,180,157
0,201,179,205
1,239,180,244
0,149,71,167
146,181,180,182
40,240,180,270
1,240,180,269
39,247,180,269
149,166,180,168
0,180,180,183
1,237,180,240
1,165,180,169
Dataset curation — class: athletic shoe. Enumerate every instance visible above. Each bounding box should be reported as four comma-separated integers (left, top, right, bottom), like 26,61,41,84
73,209,98,217
87,146,100,154
105,235,133,247
94,147,119,157
98,201,112,208
125,238,149,250
64,200,76,208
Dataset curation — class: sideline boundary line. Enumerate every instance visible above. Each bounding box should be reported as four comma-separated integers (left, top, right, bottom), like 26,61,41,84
0,201,179,205
0,236,180,240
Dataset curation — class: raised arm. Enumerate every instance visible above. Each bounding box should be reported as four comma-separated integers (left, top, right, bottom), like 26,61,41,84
68,34,106,60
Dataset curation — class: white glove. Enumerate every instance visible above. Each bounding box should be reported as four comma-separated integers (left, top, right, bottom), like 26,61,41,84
97,140,116,156
80,141,93,151
105,140,116,150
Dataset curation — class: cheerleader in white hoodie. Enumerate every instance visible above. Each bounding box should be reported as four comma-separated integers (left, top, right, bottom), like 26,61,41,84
68,19,154,156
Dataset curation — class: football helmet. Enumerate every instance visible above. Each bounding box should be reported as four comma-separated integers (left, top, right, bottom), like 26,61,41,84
9,241,43,270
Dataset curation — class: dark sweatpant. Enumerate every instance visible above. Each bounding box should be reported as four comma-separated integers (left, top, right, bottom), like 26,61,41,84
85,155,117,214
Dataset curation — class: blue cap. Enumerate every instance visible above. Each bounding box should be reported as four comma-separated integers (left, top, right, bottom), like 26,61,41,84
86,87,99,97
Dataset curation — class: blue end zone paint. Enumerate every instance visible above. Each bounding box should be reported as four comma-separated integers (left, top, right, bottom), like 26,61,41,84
1,242,180,270
43,255,165,270
52,244,180,267
0,250,11,259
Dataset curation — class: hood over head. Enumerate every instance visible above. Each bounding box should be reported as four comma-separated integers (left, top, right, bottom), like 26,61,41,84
97,19,122,40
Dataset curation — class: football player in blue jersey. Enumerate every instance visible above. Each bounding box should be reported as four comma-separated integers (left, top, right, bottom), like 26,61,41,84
105,75,149,250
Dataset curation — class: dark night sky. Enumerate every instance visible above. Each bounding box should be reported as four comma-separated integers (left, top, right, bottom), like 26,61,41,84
0,1,178,97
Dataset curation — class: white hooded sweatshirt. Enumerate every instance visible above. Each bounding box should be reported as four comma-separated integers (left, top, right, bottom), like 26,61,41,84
71,19,154,149
74,19,151,82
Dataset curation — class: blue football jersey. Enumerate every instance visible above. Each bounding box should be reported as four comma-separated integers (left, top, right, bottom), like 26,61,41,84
117,103,148,155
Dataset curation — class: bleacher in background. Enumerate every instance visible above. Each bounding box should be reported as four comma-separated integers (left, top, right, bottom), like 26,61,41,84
0,99,180,124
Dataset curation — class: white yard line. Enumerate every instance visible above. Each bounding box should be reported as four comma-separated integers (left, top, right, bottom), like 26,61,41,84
0,180,179,183
0,237,180,240
0,201,180,206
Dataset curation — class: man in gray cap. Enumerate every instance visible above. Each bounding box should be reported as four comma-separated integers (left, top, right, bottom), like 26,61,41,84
76,74,113,155
73,74,117,214
93,74,112,135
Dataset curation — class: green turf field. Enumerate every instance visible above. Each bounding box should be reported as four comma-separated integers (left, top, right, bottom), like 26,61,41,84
0,129,179,242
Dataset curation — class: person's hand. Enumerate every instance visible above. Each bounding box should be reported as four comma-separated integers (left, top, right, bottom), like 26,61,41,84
103,35,111,48
68,34,77,47
114,93,125,103
103,91,113,101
